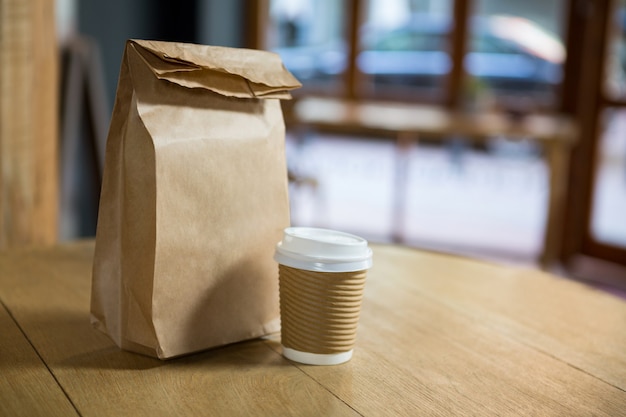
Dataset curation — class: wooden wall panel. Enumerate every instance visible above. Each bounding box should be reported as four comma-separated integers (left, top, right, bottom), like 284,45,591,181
0,0,58,248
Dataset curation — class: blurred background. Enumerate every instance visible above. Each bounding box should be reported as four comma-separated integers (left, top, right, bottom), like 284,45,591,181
2,0,625,293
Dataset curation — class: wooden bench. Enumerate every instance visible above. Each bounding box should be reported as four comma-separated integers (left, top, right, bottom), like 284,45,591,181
285,96,578,268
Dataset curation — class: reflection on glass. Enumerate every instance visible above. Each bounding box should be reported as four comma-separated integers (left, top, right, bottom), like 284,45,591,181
358,0,452,98
267,0,346,92
591,108,626,248
605,0,626,99
468,0,566,109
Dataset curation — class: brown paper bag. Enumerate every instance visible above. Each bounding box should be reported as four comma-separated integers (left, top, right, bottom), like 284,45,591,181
90,40,300,359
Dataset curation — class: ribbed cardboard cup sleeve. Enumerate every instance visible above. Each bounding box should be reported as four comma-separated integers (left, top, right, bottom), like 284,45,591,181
279,264,367,355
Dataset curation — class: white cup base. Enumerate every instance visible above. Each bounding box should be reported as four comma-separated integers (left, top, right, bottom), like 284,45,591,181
282,346,353,365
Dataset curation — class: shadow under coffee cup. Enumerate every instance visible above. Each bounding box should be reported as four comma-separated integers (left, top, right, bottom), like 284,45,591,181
274,227,373,365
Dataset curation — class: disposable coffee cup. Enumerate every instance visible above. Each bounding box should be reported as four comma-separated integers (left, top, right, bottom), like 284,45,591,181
274,227,373,365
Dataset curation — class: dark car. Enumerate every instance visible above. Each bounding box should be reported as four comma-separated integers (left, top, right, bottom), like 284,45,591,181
274,14,564,93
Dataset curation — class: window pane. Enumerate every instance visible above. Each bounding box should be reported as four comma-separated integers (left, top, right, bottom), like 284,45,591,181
590,108,626,248
468,1,566,109
358,0,453,100
266,0,346,93
605,0,626,100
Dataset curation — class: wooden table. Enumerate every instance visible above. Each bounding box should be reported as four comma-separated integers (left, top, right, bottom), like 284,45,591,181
286,97,578,268
1,241,624,416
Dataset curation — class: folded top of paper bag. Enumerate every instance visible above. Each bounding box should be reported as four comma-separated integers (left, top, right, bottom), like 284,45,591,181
130,39,301,99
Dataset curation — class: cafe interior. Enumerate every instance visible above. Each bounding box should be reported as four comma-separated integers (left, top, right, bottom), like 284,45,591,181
3,1,626,415
3,0,626,295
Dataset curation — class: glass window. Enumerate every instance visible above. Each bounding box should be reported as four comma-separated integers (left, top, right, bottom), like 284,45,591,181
605,0,626,100
467,0,566,110
357,0,453,100
590,108,626,248
266,0,347,94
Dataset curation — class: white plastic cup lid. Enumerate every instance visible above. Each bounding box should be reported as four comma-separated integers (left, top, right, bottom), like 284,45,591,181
274,227,373,272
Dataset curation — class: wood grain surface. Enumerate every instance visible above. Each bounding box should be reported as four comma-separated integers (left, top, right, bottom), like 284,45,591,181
0,242,358,417
0,302,78,417
0,241,624,416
